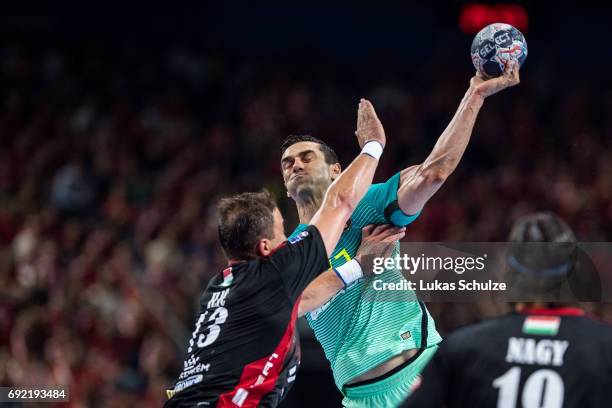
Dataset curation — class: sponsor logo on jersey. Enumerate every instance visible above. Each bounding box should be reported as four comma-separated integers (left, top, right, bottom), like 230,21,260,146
254,353,280,386
287,365,297,383
232,388,249,407
184,354,200,369
166,374,204,398
175,374,203,391
288,230,309,244
179,354,211,380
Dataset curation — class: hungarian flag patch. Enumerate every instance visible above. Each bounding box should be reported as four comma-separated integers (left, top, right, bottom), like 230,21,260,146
522,316,561,336
221,267,234,287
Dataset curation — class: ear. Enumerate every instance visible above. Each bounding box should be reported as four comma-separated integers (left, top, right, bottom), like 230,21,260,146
255,238,274,257
330,163,341,181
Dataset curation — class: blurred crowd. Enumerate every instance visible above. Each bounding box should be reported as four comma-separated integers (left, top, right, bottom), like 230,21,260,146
0,40,611,407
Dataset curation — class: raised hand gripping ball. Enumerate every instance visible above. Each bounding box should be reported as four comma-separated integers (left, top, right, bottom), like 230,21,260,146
471,23,528,79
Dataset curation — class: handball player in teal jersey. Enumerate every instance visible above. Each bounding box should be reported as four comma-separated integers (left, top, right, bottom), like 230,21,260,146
281,63,521,407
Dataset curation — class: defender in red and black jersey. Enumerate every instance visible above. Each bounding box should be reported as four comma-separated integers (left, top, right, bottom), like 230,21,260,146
165,225,328,407
403,213,612,408
165,99,388,407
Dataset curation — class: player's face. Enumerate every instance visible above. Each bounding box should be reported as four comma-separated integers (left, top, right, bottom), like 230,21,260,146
281,141,338,200
255,208,287,257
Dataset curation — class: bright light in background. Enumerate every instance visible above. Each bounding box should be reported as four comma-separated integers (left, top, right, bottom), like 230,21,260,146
459,4,528,34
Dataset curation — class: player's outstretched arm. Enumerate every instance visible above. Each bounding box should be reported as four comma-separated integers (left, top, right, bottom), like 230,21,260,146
310,99,385,256
396,61,521,216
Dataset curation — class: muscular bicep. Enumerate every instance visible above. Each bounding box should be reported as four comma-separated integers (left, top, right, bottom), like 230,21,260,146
397,165,445,216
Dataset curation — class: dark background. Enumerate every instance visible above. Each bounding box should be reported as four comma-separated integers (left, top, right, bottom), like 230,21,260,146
0,2,611,407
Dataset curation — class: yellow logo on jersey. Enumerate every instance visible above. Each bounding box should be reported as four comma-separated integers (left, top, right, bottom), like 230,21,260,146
333,248,351,264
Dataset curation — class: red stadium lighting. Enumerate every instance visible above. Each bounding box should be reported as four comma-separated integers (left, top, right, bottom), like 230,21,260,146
459,4,528,34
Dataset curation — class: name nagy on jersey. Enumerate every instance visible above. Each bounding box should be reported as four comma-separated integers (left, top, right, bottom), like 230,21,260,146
505,337,569,366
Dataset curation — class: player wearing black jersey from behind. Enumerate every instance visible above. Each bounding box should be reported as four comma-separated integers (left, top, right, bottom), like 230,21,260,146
164,99,391,407
402,212,612,408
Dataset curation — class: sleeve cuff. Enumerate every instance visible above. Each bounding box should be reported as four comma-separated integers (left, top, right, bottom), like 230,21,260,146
384,200,421,226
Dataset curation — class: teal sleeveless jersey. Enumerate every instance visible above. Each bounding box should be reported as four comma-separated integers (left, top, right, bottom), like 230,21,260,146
290,172,442,390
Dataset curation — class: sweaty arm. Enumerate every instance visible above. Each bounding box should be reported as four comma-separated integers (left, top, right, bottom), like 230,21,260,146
310,99,386,256
297,100,388,317
397,62,521,216
274,99,385,303
280,99,386,315
297,66,522,315
298,271,346,316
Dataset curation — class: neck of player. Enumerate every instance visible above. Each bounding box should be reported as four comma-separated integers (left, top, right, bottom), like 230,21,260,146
295,189,325,224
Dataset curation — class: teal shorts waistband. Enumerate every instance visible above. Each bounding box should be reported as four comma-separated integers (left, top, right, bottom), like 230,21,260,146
343,346,438,398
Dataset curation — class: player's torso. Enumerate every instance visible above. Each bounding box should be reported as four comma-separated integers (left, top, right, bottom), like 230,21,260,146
294,198,441,388
450,313,612,408
166,262,299,406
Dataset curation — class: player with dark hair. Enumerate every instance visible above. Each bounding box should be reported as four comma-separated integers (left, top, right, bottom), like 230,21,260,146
280,64,521,407
504,213,602,302
402,212,612,408
164,99,393,407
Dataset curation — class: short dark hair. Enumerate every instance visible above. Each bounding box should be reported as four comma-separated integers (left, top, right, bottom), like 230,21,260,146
281,134,340,165
507,212,577,277
505,212,586,304
509,212,575,243
217,190,277,260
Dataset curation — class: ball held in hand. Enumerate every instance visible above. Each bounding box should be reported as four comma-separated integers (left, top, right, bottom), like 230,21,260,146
471,23,527,79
